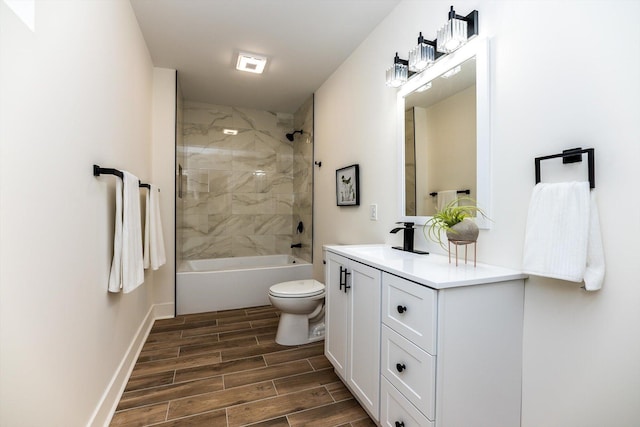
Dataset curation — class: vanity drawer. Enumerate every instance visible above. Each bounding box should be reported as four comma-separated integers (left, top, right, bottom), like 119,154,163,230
382,272,437,354
381,325,436,420
381,377,434,427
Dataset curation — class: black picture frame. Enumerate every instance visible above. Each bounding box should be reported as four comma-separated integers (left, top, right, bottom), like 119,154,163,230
336,164,360,206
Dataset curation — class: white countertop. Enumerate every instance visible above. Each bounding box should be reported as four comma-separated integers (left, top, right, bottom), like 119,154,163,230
324,244,527,289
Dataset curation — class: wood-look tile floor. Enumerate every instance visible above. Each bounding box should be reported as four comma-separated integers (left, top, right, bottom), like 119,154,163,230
110,305,375,427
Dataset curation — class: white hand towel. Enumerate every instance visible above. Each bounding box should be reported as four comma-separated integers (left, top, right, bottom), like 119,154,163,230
522,182,605,290
121,171,144,293
583,191,605,291
108,177,123,293
144,185,166,270
437,190,458,212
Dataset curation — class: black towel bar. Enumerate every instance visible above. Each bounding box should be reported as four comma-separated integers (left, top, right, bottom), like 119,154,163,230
534,147,595,189
93,164,153,190
429,189,471,197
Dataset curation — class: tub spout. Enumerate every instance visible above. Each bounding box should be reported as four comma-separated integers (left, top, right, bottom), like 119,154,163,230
291,243,302,248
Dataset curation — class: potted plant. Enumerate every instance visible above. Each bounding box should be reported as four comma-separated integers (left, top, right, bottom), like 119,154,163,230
423,196,489,250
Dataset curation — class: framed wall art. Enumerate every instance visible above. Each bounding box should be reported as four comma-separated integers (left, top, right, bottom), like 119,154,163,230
336,164,360,206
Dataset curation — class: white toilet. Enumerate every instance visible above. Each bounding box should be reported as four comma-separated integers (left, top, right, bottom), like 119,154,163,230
268,279,325,346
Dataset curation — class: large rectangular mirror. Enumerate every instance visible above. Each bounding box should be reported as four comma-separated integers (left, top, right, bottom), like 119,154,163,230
397,37,490,228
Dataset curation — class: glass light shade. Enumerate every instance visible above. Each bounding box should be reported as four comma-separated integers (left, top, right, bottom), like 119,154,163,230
437,18,468,53
386,62,408,88
409,42,435,72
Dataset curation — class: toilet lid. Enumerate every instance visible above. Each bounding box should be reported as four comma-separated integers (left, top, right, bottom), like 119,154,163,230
269,280,325,298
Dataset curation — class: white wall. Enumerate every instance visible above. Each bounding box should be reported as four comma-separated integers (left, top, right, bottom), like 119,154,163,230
0,1,168,425
151,68,177,310
314,1,640,425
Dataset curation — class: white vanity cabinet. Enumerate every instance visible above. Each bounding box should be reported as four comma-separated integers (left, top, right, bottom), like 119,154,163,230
325,250,382,421
324,245,526,427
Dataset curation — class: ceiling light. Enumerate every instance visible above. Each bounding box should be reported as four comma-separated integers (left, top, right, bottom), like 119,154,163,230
223,129,238,135
236,52,267,74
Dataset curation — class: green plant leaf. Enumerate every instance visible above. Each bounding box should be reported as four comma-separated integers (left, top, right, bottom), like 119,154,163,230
422,196,490,250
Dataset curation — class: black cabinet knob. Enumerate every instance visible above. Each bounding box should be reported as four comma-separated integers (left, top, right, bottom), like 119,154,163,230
396,363,406,373
397,305,407,314
395,422,405,427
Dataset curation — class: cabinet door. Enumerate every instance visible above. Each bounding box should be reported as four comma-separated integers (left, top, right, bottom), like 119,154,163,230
324,251,349,378
348,260,382,419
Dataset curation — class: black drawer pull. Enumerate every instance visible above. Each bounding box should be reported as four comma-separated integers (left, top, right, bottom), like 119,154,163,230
397,305,407,314
395,422,405,427
396,363,406,373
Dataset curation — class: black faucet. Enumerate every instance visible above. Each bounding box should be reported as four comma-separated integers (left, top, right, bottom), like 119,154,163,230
390,222,429,255
291,243,302,248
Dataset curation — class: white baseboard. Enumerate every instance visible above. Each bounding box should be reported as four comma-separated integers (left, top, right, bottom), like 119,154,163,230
88,302,175,427
153,301,175,319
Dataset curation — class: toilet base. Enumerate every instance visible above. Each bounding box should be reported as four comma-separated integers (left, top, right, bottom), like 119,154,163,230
275,312,325,346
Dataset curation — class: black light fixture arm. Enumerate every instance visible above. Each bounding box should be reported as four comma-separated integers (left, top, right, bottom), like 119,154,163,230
393,52,408,66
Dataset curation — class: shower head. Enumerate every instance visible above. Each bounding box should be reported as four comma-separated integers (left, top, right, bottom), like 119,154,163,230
285,130,303,141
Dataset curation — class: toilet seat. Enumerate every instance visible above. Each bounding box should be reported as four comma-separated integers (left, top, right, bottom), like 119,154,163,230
269,279,324,298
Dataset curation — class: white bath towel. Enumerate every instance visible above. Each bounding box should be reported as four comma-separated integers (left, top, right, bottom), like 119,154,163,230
144,185,166,270
108,177,123,293
522,182,605,291
437,190,458,212
108,171,144,293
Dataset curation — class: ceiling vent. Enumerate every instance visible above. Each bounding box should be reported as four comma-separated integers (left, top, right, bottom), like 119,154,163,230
236,52,267,74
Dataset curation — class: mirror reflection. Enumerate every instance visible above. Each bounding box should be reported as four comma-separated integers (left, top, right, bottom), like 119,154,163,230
404,57,476,216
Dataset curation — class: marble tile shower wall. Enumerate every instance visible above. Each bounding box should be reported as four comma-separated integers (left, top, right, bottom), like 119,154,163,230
181,101,296,260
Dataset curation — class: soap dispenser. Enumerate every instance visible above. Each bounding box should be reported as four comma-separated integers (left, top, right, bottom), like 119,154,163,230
390,222,429,255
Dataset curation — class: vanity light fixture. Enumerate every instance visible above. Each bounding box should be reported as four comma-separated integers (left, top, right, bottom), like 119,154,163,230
385,5,478,88
223,129,238,135
437,6,479,54
385,52,409,88
236,52,268,74
409,32,437,72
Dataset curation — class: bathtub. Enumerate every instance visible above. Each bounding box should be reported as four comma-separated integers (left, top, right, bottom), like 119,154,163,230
176,255,313,315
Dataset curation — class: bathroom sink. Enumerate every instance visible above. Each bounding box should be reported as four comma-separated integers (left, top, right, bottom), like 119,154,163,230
341,245,407,261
